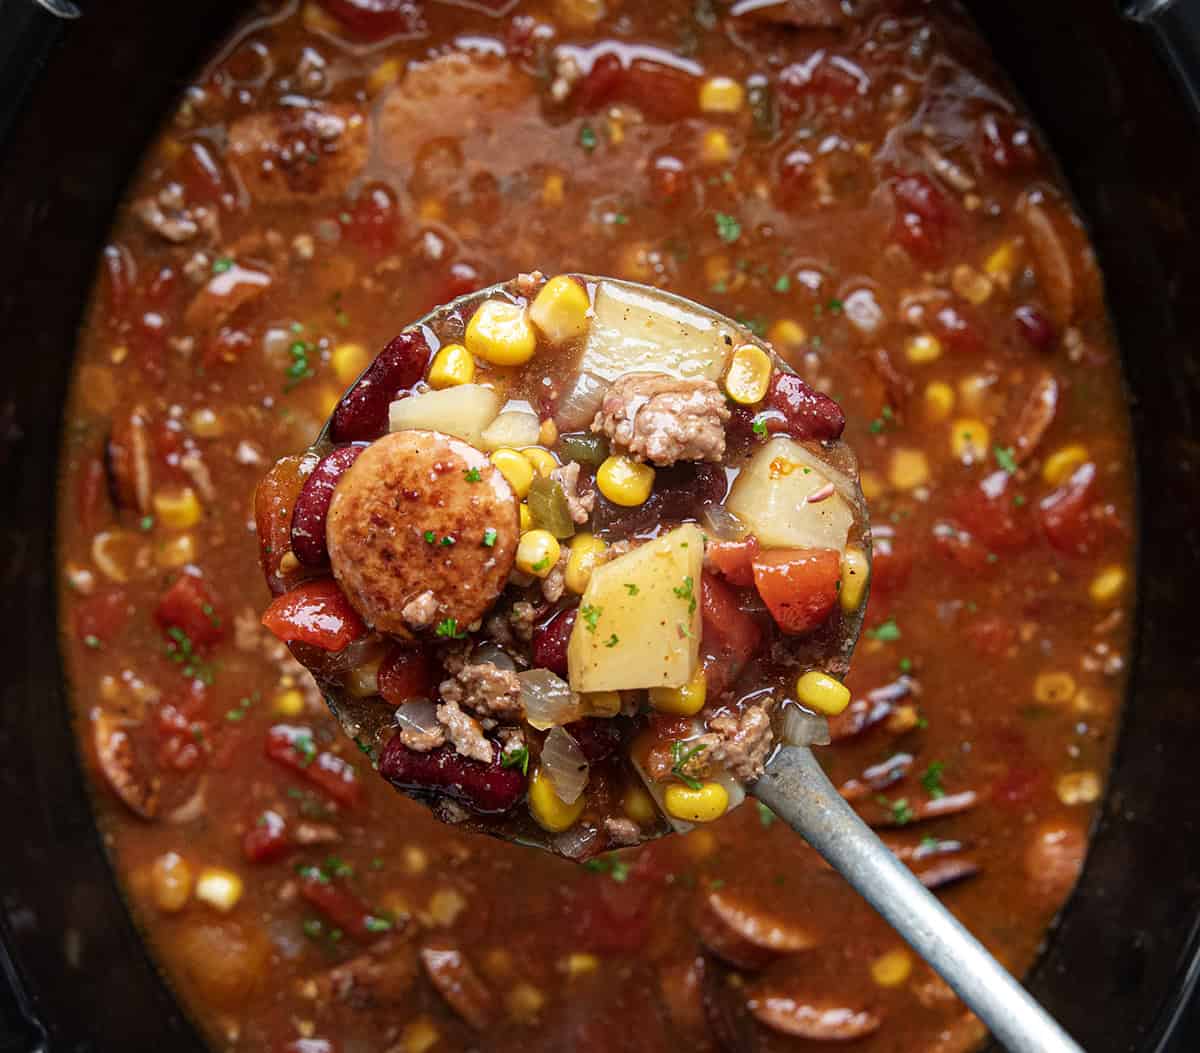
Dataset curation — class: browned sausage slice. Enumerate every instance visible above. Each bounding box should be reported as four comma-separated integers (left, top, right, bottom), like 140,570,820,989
419,939,496,1030
327,430,518,638
92,710,159,819
227,104,368,204
692,888,818,970
747,988,881,1041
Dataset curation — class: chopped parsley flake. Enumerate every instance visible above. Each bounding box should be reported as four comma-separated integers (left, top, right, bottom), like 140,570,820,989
285,339,314,390
463,467,482,483
579,123,597,152
580,603,602,633
670,740,707,790
532,555,551,572
293,734,317,767
138,515,155,532
225,695,255,722
773,274,791,293
585,856,631,882
211,257,233,274
714,211,742,243
435,618,466,639
751,417,768,438
607,212,630,225
826,297,844,314
624,583,639,596
302,919,323,939
364,916,392,933
423,530,437,544
482,527,498,548
898,657,913,674
867,618,901,642
993,445,1018,474
1013,494,1027,507
921,760,946,800
869,405,895,435
164,626,214,684
83,634,101,649
673,575,697,615
439,535,456,547
501,746,530,775
604,633,620,648
757,801,777,827
324,855,354,878
877,794,914,825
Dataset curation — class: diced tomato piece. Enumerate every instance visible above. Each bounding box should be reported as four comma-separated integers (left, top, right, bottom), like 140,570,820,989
318,0,425,41
176,141,230,206
700,572,762,663
74,588,131,646
377,645,433,706
751,548,841,635
242,809,290,863
567,871,659,953
261,579,366,652
952,470,1034,552
931,520,992,572
265,724,363,807
930,300,983,354
1038,462,1102,555
298,868,381,942
891,172,952,263
155,572,225,647
573,49,697,122
707,537,760,587
342,182,400,255
870,526,913,594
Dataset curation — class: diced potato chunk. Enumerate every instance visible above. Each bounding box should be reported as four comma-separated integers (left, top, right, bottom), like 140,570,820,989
726,437,854,550
480,410,541,451
578,281,735,383
567,524,703,692
389,384,500,446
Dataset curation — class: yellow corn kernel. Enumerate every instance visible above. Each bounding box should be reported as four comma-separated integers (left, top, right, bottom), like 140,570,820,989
664,782,730,824
331,342,369,385
194,867,243,912
1056,770,1101,806
399,1016,440,1053
886,704,919,734
957,374,992,413
156,534,196,569
519,503,533,533
905,333,942,365
565,533,608,594
428,887,468,927
1042,444,1089,486
951,263,994,305
367,58,401,96
542,171,565,207
623,785,657,824
649,671,707,716
684,828,718,859
403,844,428,875
724,344,772,405
700,128,732,165
427,343,476,389
529,274,591,346
507,982,545,1022
188,407,224,438
529,768,585,832
418,196,445,222
796,670,851,716
346,656,382,699
516,530,561,578
153,487,201,530
278,551,301,576
1033,671,1077,705
924,381,955,421
700,76,745,113
539,418,559,447
615,241,657,282
150,852,193,913
704,253,736,288
481,947,514,981
871,948,913,988
491,448,535,499
273,688,306,717
839,547,870,612
984,239,1020,288
583,691,622,718
950,418,990,463
606,116,625,145
888,448,930,491
465,300,537,367
596,455,654,507
522,446,559,478
859,470,885,501
311,388,339,424
302,1,341,34
768,318,807,350
1089,565,1126,605
561,952,599,977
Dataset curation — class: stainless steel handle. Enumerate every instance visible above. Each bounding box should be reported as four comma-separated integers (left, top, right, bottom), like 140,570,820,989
753,745,1086,1053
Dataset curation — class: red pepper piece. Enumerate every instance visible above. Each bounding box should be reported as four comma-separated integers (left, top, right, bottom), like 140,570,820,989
261,579,366,652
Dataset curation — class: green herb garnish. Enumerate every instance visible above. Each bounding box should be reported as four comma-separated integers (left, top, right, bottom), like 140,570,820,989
579,123,597,152
464,467,482,483
994,445,1018,474
714,211,741,243
435,618,466,639
670,740,707,790
581,603,602,633
482,527,498,548
673,575,697,615
603,633,619,648
624,583,639,596
867,618,901,642
921,760,946,800
585,856,631,882
501,746,530,775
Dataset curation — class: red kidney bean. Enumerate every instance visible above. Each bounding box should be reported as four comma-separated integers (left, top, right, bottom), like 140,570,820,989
318,0,425,41
951,470,1034,552
764,372,846,440
890,172,951,262
979,112,1039,172
566,718,622,763
591,462,727,539
330,331,430,441
649,153,688,204
377,645,434,705
930,300,983,354
290,444,367,566
379,738,526,814
1038,461,1101,555
1014,304,1057,350
343,181,400,255
532,607,576,677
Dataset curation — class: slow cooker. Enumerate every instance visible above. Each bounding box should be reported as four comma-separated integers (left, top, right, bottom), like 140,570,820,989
1,0,1199,1049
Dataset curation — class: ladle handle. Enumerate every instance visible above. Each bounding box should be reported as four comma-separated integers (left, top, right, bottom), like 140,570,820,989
753,746,1085,1053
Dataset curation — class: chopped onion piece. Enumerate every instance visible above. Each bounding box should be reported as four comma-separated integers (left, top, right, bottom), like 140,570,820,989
395,698,441,737
519,669,583,729
553,371,608,432
699,504,748,541
781,704,831,747
554,824,601,860
471,642,517,671
541,726,589,804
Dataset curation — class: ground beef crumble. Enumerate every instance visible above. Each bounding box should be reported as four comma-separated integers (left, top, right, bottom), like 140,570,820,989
438,660,523,721
678,705,774,782
591,373,730,466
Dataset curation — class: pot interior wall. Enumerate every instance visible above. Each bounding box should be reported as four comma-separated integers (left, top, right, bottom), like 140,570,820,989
0,2,1198,1050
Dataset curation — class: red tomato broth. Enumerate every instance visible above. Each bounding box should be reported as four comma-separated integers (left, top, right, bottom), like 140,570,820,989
56,2,1132,1051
